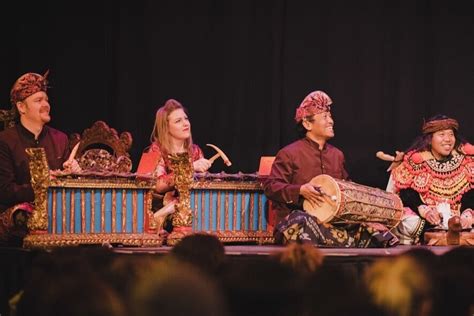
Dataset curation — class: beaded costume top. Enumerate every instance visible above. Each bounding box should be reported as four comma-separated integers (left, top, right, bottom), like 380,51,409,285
392,144,474,214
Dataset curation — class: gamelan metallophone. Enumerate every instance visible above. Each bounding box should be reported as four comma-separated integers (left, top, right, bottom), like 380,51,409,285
23,176,162,248
190,173,274,244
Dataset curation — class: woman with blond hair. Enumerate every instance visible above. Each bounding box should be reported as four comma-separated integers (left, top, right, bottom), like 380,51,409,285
143,99,211,232
147,99,211,193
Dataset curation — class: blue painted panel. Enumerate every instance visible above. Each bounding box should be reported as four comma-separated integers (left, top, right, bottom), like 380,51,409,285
65,190,71,232
190,191,196,230
137,191,144,233
261,195,268,230
228,192,234,230
85,191,91,233
115,190,123,233
253,193,259,231
197,191,202,230
204,191,210,231
47,190,53,233
105,190,112,233
74,190,81,233
236,192,242,230
220,192,225,231
243,192,250,231
126,192,133,232
56,190,62,234
211,191,217,231
94,192,101,232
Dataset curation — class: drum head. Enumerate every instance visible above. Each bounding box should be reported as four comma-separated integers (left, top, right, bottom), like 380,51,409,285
302,174,340,223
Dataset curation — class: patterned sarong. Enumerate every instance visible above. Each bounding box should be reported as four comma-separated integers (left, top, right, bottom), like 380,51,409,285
274,210,399,248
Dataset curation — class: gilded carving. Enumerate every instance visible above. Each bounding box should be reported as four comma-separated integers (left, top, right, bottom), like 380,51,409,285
200,231,274,245
25,148,50,231
145,191,157,232
23,233,163,248
168,152,194,227
166,152,194,245
71,121,133,173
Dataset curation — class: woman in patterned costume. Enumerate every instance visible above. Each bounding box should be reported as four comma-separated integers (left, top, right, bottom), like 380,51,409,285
388,115,473,244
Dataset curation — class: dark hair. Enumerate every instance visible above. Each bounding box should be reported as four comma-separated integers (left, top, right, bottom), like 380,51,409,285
296,121,307,137
406,114,466,153
170,233,226,275
296,115,315,137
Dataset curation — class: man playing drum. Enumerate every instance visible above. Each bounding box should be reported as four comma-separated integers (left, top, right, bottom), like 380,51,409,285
264,90,399,247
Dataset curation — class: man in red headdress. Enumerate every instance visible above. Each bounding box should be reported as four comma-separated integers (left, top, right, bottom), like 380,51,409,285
264,91,398,247
0,72,74,245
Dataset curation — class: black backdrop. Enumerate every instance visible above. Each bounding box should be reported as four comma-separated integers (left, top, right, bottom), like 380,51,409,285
1,0,472,189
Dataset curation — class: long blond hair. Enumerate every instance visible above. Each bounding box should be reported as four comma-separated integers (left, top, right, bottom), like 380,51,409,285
150,99,194,156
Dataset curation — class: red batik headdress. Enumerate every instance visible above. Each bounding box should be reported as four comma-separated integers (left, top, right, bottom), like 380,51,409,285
10,70,49,105
295,90,332,123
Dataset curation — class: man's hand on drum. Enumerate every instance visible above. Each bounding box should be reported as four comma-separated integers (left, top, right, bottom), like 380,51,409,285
299,183,325,207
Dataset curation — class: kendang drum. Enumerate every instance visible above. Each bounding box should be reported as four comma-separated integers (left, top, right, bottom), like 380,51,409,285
303,175,403,228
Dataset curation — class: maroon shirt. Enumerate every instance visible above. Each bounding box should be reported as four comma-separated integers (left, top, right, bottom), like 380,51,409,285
0,123,70,212
264,137,349,223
